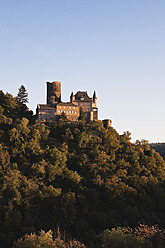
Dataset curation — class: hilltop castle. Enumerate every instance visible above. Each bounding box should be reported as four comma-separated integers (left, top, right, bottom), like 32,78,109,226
36,81,99,123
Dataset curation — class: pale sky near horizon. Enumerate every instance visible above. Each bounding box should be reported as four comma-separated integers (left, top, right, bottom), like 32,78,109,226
0,0,165,143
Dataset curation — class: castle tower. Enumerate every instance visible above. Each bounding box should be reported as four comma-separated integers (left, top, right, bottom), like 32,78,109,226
47,81,61,104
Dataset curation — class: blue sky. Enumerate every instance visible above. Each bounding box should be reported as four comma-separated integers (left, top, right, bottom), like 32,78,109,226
0,0,165,142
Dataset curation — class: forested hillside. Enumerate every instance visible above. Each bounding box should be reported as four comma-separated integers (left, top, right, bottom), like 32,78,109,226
150,143,165,160
1,90,165,248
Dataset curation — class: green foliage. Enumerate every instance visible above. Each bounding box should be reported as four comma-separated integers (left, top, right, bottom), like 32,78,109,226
78,107,85,124
16,85,29,104
14,229,86,248
100,227,143,248
99,224,165,248
1,89,165,247
0,90,33,124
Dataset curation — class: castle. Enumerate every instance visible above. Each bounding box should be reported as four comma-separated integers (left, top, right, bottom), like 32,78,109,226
36,81,99,123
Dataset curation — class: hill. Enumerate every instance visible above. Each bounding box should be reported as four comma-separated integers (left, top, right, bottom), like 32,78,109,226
1,90,165,247
150,143,165,160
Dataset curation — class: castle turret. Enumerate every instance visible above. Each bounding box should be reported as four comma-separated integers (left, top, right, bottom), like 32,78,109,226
93,91,97,102
70,92,75,103
47,81,61,104
92,91,97,107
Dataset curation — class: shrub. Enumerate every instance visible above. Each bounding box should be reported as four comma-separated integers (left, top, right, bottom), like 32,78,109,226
134,224,165,248
14,229,86,248
100,227,143,248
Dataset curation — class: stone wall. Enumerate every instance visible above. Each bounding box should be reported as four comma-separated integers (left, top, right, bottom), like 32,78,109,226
38,109,56,122
47,81,61,104
56,104,79,122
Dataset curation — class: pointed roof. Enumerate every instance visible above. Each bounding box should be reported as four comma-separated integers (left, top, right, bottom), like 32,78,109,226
93,91,97,99
70,92,74,97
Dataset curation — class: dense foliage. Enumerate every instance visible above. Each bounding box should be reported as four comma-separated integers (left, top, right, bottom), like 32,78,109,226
14,229,86,248
1,90,165,247
99,224,165,248
14,225,165,248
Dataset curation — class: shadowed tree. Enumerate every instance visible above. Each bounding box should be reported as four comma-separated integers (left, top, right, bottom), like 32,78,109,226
17,85,29,104
78,107,85,124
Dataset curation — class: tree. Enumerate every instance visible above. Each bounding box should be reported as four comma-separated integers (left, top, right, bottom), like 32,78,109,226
100,227,143,248
17,85,29,104
78,107,85,124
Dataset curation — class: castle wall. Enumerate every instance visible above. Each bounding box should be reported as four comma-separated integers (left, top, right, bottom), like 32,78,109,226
93,108,98,121
102,119,112,128
38,109,57,122
56,104,79,122
76,101,92,113
37,103,79,122
37,81,99,123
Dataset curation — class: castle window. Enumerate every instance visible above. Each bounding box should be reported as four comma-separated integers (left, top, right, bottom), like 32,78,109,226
64,110,66,113
81,97,84,100
75,111,77,114
88,108,89,111
73,111,74,113
88,103,90,106
60,106,62,109
81,103,83,106
64,106,66,108
58,110,60,113
70,111,72,113
67,111,69,113
74,107,76,109
69,107,72,109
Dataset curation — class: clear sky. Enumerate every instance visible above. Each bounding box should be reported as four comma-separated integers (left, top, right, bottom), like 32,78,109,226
0,0,165,143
